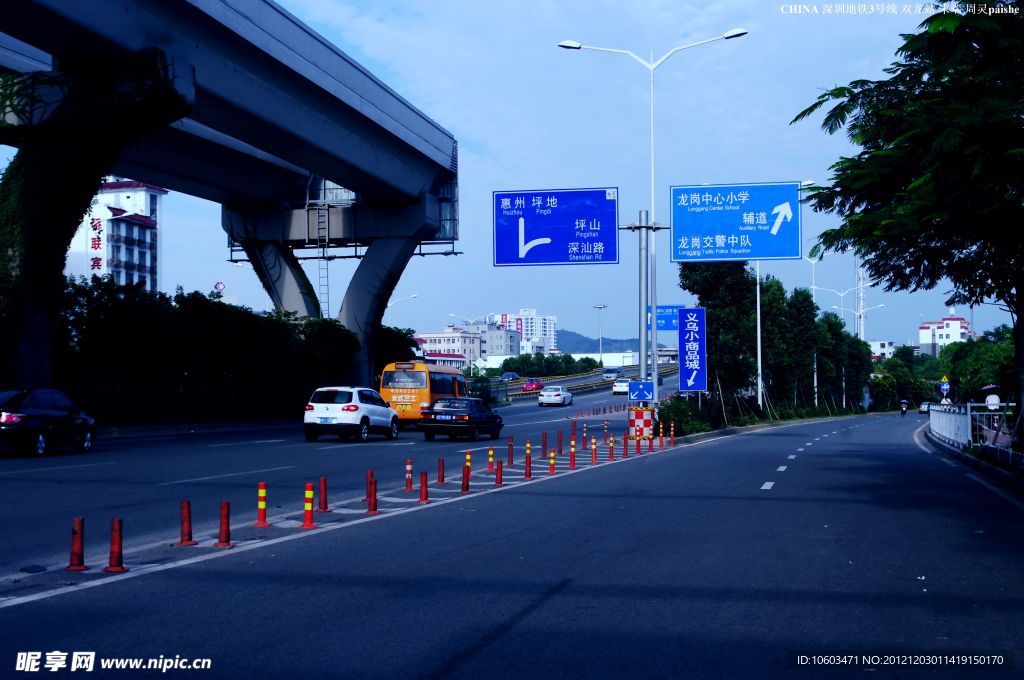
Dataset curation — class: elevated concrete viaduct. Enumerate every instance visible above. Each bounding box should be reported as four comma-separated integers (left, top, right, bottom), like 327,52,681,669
1,0,458,383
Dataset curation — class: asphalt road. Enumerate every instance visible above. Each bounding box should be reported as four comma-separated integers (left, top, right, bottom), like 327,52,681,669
0,384,641,576
1,411,1021,678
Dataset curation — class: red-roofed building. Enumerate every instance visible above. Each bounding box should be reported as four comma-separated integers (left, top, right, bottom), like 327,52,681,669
65,176,166,293
423,352,467,368
918,310,972,357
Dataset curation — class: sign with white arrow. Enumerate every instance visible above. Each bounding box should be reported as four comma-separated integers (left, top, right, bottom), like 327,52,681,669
493,188,619,267
628,381,654,402
678,307,708,392
669,181,802,262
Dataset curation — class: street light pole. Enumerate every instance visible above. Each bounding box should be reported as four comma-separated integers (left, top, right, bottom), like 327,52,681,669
384,293,418,324
560,28,747,406
804,253,821,407
594,303,607,367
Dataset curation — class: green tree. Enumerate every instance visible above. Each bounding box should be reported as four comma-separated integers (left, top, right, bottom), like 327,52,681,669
792,1,1024,436
678,262,756,398
0,49,190,387
785,287,822,406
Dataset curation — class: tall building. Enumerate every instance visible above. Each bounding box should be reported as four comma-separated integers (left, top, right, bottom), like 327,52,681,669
457,323,520,358
65,177,166,293
487,308,557,353
869,340,898,360
918,310,971,357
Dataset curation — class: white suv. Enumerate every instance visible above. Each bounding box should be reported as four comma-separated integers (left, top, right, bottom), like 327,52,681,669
303,387,399,442
611,378,630,395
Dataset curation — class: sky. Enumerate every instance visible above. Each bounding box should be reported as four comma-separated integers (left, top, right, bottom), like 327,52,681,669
2,1,1013,346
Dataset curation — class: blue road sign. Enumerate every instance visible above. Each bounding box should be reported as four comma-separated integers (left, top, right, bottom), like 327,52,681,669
629,381,654,401
678,308,708,392
647,305,687,331
670,182,802,262
493,188,619,266
940,382,950,395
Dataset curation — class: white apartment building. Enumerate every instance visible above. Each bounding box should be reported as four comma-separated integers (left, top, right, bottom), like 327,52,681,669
417,325,482,363
918,311,971,357
486,308,557,353
869,340,898,360
463,323,521,358
65,177,166,293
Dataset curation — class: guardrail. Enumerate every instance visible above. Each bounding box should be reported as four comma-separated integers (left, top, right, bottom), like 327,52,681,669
928,402,1016,450
506,366,677,401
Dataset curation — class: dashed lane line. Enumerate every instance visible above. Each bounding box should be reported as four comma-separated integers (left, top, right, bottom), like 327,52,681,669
761,482,774,490
777,466,787,472
158,466,295,486
0,461,117,476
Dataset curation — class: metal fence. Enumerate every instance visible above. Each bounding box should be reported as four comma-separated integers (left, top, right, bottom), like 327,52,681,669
928,402,1016,451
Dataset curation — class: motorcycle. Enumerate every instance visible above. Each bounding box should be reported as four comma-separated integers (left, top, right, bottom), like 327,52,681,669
900,401,908,416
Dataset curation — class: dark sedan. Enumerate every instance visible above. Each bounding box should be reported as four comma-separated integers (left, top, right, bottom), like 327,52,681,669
0,389,95,456
419,397,503,441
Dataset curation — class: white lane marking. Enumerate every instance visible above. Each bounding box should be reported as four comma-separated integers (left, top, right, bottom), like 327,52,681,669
158,466,295,486
0,461,116,476
814,437,821,441
804,442,812,446
317,445,347,450
788,455,796,460
760,482,774,490
831,431,838,434
208,439,286,448
965,474,1024,511
822,435,829,438
941,458,956,467
777,466,787,472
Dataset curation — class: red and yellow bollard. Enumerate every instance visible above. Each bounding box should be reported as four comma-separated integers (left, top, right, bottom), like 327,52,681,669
103,518,127,573
405,459,414,492
549,449,556,475
671,421,676,447
437,458,445,484
301,483,316,529
495,460,504,487
604,420,609,444
255,481,270,527
591,436,598,464
461,464,470,495
569,437,576,470
487,447,494,473
507,436,515,467
366,478,379,515
67,517,88,571
465,451,472,477
525,447,533,480
659,421,665,450
609,435,615,461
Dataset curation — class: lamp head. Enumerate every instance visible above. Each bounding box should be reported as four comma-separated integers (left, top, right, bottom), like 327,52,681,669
723,28,748,39
558,40,582,50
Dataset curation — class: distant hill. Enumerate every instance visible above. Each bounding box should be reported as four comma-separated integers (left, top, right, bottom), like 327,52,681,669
556,329,640,353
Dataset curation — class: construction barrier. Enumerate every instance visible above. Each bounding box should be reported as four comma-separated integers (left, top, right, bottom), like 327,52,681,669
177,500,198,546
66,517,87,571
214,501,234,548
418,471,430,505
317,476,330,513
367,478,379,515
103,517,127,573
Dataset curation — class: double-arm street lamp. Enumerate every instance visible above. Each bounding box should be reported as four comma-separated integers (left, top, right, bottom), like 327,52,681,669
560,28,747,405
384,293,417,324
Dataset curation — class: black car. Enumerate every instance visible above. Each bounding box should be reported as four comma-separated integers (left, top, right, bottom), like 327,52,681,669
0,389,95,456
419,397,503,441
499,372,520,383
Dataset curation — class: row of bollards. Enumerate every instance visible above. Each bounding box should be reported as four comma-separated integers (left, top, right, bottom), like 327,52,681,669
65,424,683,573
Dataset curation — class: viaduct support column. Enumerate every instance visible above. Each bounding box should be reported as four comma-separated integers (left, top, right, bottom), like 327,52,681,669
221,207,320,318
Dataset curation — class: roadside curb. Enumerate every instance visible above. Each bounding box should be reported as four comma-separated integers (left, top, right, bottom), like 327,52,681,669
925,429,1023,490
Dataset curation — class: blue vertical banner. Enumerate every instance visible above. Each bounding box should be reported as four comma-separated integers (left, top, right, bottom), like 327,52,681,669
678,308,708,392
